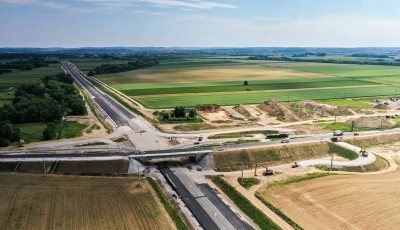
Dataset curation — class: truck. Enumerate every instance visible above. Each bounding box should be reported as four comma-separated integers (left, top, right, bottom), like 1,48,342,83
330,136,343,142
266,133,289,139
333,130,343,136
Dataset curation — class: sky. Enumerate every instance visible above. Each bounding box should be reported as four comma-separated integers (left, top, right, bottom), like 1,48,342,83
1,0,400,47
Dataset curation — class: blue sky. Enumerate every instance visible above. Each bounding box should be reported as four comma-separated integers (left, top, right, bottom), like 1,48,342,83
1,0,400,47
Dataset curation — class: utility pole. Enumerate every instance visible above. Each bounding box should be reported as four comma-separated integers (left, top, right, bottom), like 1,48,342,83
241,162,244,185
138,166,141,187
43,154,46,177
330,153,334,171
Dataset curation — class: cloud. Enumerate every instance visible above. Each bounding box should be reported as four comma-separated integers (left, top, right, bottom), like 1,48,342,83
132,9,168,14
81,0,237,9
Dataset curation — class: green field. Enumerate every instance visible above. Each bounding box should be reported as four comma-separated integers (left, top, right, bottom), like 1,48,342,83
317,99,373,109
58,121,89,139
0,64,63,96
120,78,377,96
135,85,399,109
85,58,400,109
13,123,47,143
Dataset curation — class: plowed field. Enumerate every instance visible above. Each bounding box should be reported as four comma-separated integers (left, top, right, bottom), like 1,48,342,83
261,170,400,230
0,174,175,230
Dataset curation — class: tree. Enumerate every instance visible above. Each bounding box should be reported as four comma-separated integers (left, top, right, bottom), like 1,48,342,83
43,122,57,140
189,108,197,118
244,81,248,85
88,70,95,76
174,106,186,118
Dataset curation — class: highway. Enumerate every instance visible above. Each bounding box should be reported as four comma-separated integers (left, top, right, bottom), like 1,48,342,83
62,61,135,127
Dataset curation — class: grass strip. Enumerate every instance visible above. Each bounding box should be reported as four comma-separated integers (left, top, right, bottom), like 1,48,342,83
328,142,359,160
212,176,282,230
255,193,304,230
238,177,260,188
147,177,189,230
87,77,147,119
83,93,112,134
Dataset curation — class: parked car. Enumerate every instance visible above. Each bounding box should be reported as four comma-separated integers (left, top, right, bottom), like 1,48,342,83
198,137,203,141
354,133,359,136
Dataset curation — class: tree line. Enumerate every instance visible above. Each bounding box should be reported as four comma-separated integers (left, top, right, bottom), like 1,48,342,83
248,55,400,66
87,59,159,76
0,60,57,75
0,73,87,146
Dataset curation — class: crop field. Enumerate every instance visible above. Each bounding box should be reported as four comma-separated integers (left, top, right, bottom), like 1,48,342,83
135,85,398,109
89,58,400,109
95,58,326,85
0,174,175,230
120,78,377,96
261,170,400,230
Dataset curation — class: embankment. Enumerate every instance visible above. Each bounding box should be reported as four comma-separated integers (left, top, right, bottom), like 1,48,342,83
345,133,400,148
213,141,353,172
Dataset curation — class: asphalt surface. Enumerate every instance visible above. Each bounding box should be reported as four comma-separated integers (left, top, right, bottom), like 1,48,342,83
197,183,253,230
61,61,135,127
159,167,220,230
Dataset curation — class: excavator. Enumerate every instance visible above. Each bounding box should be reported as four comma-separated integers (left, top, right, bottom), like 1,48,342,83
253,163,273,176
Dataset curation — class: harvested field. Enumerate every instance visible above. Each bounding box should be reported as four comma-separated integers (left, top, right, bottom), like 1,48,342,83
213,141,350,171
260,168,400,230
56,160,129,175
0,160,129,175
0,174,176,230
345,133,400,148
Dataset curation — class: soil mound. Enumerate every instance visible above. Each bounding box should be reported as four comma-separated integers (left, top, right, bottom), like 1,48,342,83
346,116,395,128
196,104,221,112
257,99,309,122
374,104,391,110
297,101,353,116
234,104,251,116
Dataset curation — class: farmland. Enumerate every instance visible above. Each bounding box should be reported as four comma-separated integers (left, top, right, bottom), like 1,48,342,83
95,59,327,85
260,169,400,230
136,85,398,109
0,174,176,230
119,78,377,97
83,58,400,109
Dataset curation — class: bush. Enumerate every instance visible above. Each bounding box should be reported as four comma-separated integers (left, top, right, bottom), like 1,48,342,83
244,81,248,85
43,122,58,140
174,106,186,118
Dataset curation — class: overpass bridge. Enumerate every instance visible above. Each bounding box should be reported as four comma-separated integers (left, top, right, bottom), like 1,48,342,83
0,148,213,163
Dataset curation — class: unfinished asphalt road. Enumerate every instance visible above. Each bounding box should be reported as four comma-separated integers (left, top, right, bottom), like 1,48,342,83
160,166,253,230
62,61,135,127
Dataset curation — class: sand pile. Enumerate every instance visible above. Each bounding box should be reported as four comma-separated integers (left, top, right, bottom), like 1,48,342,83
257,99,309,122
297,101,353,116
346,116,395,128
196,104,222,112
374,104,391,110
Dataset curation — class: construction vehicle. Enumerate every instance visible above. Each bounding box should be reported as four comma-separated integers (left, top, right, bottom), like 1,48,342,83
253,163,273,176
360,147,369,157
333,130,344,136
330,136,343,142
291,162,300,168
266,133,289,139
